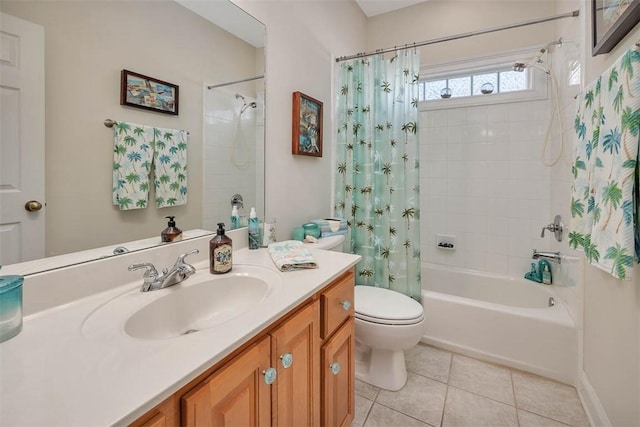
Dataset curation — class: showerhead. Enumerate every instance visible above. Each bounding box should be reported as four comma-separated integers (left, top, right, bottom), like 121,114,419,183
240,101,258,114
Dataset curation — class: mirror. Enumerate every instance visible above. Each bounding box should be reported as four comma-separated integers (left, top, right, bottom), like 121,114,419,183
0,0,265,274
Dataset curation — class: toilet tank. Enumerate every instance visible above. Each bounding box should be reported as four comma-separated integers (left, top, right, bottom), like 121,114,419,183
306,234,346,252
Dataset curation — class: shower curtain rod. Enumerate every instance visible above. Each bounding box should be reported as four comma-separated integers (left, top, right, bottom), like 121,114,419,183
336,9,580,62
207,75,264,89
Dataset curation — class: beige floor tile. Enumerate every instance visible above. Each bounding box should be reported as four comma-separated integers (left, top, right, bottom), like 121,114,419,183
363,403,431,427
442,386,518,427
356,379,380,400
405,343,452,383
352,395,374,427
518,409,572,427
512,371,589,426
448,354,515,405
376,372,447,426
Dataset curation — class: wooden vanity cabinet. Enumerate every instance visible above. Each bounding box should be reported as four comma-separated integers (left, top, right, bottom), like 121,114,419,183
320,271,355,427
130,269,354,427
182,336,272,427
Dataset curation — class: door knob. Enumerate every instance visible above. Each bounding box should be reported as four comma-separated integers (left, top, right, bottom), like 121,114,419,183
24,200,43,212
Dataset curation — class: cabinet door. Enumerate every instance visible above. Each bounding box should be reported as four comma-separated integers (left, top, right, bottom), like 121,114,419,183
321,318,355,427
270,301,320,427
181,336,272,427
321,271,354,339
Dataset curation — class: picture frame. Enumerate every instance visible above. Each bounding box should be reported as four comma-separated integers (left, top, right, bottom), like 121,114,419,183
292,91,323,157
120,69,179,115
592,0,640,56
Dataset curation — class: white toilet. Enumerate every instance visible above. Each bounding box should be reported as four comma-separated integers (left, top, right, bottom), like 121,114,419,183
307,234,425,391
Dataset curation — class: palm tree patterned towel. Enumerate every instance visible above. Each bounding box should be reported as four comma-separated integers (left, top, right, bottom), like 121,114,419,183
268,240,318,272
569,47,640,280
113,121,188,210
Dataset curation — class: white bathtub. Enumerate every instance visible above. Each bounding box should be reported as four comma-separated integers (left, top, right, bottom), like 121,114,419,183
421,263,578,385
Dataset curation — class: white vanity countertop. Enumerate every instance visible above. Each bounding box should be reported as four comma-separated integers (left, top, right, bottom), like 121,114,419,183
0,247,361,427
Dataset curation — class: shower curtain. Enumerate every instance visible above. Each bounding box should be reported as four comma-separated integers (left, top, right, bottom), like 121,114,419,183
335,49,422,301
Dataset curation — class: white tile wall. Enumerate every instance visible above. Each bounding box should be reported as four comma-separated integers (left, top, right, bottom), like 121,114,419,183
420,99,553,278
203,90,261,231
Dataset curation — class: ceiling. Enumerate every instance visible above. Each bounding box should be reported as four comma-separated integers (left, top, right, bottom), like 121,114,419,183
355,0,429,17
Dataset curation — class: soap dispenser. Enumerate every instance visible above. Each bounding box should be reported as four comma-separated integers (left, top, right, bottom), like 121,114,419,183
161,216,182,242
248,207,259,250
540,261,552,285
230,205,240,230
210,222,232,274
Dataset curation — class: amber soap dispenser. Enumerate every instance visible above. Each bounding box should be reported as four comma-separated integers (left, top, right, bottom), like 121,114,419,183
210,222,232,274
161,216,182,242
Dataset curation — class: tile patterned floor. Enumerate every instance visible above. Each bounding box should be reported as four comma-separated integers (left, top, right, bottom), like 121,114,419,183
352,344,590,427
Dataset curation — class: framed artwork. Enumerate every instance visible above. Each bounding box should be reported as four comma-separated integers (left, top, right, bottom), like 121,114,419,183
592,0,640,56
120,69,179,115
292,91,323,157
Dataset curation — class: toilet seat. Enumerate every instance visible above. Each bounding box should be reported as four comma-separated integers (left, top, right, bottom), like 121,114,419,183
354,286,424,325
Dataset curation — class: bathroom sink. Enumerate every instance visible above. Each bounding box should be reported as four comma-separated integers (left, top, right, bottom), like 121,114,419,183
81,265,283,340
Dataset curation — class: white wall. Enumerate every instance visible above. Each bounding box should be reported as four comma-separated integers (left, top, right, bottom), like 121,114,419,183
367,0,557,67
232,0,367,239
551,1,640,425
203,88,260,230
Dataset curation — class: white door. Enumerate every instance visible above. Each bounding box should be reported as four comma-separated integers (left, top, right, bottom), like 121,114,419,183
0,13,45,265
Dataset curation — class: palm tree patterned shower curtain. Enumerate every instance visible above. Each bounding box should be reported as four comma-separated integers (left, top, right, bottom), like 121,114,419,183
335,49,422,300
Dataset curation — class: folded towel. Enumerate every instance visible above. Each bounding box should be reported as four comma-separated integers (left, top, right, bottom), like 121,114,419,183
310,218,348,233
569,47,640,280
319,229,348,238
268,240,318,272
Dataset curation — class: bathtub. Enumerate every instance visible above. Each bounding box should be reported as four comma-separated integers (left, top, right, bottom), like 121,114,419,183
421,263,578,385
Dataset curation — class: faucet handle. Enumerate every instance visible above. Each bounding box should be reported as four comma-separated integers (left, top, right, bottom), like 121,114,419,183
176,249,199,265
540,215,564,242
128,262,159,278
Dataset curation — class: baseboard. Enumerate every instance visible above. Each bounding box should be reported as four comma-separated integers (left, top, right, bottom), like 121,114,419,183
577,371,611,427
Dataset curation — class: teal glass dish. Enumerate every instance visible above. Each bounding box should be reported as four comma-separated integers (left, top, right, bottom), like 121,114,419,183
0,275,24,343
302,223,321,239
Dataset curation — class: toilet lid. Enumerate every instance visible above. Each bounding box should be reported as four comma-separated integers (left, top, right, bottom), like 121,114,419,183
354,286,424,325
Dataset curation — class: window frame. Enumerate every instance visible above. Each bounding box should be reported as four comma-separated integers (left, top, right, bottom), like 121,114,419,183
418,48,549,111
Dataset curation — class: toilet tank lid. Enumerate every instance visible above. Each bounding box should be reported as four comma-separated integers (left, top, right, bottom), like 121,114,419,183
304,234,345,250
355,285,423,321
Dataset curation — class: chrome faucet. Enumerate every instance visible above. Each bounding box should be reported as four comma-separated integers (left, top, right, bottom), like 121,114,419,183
129,249,199,292
532,249,562,264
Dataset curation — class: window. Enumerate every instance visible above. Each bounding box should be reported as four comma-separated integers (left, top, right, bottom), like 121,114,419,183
417,49,550,110
418,67,530,101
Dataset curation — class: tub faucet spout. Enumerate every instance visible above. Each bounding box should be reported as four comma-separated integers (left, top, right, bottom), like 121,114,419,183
532,249,561,264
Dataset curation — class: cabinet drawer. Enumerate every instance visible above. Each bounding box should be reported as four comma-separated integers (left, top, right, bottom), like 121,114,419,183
321,270,354,339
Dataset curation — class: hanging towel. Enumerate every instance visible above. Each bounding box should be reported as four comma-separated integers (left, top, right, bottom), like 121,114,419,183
112,121,188,210
569,47,640,280
152,126,188,208
112,122,155,210
268,240,318,271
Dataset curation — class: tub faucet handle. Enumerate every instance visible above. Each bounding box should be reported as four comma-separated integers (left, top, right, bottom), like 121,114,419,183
540,215,563,242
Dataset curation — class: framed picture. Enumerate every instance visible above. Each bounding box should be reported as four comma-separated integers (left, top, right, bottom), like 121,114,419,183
292,91,323,157
120,69,179,115
592,0,640,56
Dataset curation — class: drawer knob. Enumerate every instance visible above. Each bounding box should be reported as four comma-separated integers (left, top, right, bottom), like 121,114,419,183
263,367,277,385
330,362,340,375
341,300,351,310
280,352,293,368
